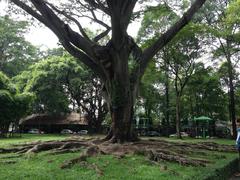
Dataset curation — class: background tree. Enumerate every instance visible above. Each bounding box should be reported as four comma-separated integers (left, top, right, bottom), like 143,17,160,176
14,53,108,132
0,71,33,137
137,3,203,138
197,0,240,138
0,15,39,77
184,63,228,121
137,61,164,128
137,3,179,136
163,25,200,138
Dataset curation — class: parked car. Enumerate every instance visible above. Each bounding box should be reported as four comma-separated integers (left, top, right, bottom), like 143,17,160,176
170,132,189,137
146,131,160,137
215,126,231,138
60,129,74,134
77,130,88,135
28,128,44,134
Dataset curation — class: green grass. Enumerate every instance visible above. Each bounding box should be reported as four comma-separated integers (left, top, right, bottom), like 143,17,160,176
0,134,69,147
0,135,238,180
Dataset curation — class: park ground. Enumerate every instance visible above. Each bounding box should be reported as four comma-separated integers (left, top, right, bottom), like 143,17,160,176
0,134,238,180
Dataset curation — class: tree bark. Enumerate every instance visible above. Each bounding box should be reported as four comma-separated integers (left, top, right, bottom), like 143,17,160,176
104,82,137,143
103,47,138,142
176,95,182,139
164,59,170,136
227,54,237,139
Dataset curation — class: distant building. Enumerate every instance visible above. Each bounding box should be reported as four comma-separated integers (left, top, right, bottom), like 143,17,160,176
20,113,88,133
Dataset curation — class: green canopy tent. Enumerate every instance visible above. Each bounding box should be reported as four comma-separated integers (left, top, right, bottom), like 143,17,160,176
193,116,214,138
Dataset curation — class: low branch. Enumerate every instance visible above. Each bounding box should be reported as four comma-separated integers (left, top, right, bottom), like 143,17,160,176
10,0,48,26
11,0,107,79
61,40,106,79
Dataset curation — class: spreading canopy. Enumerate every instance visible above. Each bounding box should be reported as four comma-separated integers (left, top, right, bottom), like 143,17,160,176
8,0,207,142
9,0,207,81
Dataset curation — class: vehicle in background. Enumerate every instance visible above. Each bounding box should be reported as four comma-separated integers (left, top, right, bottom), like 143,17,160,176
170,132,189,137
146,131,160,137
60,129,74,134
77,130,88,135
28,128,44,134
215,126,231,138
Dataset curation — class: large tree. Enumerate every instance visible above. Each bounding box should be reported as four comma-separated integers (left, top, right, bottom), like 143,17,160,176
9,0,206,142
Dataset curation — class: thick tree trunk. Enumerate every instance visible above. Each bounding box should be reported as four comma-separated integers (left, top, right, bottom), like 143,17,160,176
103,45,139,143
104,88,137,143
110,101,135,143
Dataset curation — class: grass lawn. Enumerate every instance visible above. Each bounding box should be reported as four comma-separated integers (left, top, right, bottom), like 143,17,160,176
0,134,69,148
0,134,238,180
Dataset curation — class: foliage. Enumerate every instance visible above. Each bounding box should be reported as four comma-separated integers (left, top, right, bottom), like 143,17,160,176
15,54,80,113
137,61,164,125
197,0,240,138
0,71,33,136
0,15,39,77
137,4,202,137
14,52,107,131
183,64,228,121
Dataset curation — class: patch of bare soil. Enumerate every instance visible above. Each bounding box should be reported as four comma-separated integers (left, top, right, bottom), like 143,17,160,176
0,137,236,173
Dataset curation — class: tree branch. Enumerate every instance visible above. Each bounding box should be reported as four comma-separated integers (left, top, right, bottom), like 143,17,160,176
107,0,137,49
10,0,48,26
93,28,111,42
28,0,95,57
45,1,92,42
140,0,206,75
10,0,108,79
84,0,110,15
61,40,106,79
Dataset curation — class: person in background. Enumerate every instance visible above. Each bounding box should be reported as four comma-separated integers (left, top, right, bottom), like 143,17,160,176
236,128,240,151
236,119,240,151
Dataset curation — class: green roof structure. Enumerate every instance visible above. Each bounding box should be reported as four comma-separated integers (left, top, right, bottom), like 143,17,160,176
193,116,214,138
193,116,213,122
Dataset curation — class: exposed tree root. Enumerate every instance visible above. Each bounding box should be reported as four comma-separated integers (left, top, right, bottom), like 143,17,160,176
60,146,104,169
145,149,210,167
0,138,236,169
49,148,83,155
0,160,17,164
0,154,22,159
104,129,139,143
